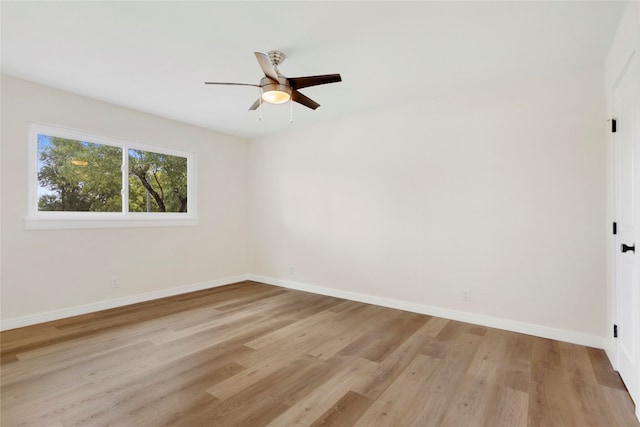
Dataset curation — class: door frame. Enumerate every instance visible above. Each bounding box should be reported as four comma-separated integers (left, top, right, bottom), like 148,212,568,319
605,5,640,420
609,48,640,408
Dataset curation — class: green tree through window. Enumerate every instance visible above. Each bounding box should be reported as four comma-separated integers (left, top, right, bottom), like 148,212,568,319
128,149,188,213
38,136,122,212
37,134,189,213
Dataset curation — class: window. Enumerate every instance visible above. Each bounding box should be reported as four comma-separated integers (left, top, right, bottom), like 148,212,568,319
128,149,188,213
27,123,197,229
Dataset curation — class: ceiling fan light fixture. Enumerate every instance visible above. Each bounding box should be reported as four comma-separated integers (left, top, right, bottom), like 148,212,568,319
261,84,291,104
206,51,341,112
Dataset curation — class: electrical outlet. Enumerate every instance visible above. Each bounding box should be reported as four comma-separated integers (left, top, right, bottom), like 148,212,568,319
463,289,471,302
111,276,119,289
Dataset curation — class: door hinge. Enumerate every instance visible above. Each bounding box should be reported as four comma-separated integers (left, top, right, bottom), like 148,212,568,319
614,324,618,338
613,222,617,235
611,119,617,133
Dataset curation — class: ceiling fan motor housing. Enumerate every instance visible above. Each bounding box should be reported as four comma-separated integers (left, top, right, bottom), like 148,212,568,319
267,50,286,71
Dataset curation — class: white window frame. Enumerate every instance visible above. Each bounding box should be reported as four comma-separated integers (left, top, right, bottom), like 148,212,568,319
26,122,198,230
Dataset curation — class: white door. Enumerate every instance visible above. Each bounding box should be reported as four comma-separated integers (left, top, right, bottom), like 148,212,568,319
613,51,640,410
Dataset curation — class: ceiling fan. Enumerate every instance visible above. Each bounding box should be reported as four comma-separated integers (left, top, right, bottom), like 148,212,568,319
205,50,342,111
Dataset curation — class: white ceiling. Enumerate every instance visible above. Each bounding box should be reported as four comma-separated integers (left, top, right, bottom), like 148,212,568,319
1,1,627,139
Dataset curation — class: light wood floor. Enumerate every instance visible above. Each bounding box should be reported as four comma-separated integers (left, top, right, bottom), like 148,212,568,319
1,281,638,426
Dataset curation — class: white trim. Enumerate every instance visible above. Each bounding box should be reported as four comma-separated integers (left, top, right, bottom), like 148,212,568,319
0,275,249,331
25,217,199,230
1,273,606,349
248,274,606,349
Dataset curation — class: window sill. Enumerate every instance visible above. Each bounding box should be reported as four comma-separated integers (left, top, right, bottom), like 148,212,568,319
25,216,199,230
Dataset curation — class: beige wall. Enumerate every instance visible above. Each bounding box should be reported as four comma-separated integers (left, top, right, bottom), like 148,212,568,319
1,75,249,323
1,64,608,344
248,65,606,339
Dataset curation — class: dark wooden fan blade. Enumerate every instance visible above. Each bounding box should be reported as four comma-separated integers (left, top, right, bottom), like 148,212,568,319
291,90,320,110
254,52,279,82
288,74,342,90
204,82,260,87
248,98,261,111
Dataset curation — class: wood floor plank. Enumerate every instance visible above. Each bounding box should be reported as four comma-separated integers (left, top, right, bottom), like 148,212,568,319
601,384,640,427
67,343,254,426
199,355,339,426
559,341,600,386
400,391,451,427
528,363,584,427
421,315,449,337
531,336,562,370
309,391,374,427
587,346,628,390
1,281,638,427
357,319,441,399
207,330,330,400
438,374,498,426
352,312,427,363
268,356,345,407
244,308,337,350
265,357,378,427
353,354,444,427
484,385,529,427
497,333,533,393
307,304,390,360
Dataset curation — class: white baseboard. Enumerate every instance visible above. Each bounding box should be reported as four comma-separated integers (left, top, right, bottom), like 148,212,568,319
1,273,607,350
0,274,249,331
248,274,606,349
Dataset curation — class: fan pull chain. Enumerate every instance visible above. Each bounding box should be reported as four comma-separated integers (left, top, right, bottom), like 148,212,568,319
259,87,263,121
290,98,293,123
